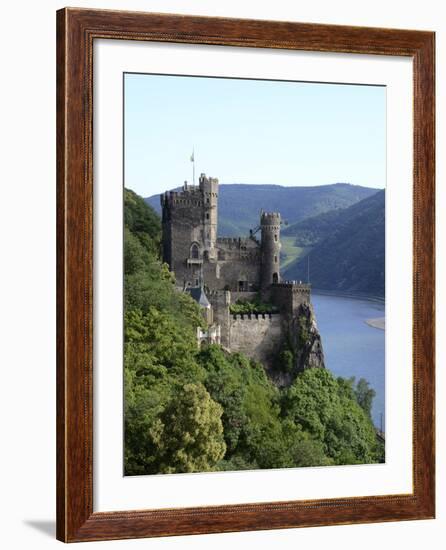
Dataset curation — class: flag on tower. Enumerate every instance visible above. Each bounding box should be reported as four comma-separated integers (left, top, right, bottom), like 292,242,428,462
190,148,195,185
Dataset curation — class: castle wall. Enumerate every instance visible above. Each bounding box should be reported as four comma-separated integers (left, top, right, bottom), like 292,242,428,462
270,283,311,316
202,258,260,292
208,290,231,348
231,291,258,302
216,237,260,257
229,313,283,367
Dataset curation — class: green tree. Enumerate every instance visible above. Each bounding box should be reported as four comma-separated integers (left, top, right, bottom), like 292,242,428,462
198,346,247,454
277,348,294,373
354,377,376,418
155,383,226,473
124,188,161,250
198,346,297,470
282,368,381,465
124,346,172,475
125,307,205,383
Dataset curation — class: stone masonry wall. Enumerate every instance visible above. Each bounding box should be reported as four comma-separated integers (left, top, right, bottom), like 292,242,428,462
208,290,231,349
202,258,261,292
229,313,283,368
270,283,311,316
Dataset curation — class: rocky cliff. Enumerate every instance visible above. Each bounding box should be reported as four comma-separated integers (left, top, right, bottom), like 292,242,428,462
271,303,325,387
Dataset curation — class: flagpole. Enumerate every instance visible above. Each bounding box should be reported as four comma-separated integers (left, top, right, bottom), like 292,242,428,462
191,147,195,186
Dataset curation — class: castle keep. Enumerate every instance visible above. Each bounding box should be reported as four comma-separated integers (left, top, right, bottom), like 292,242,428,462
161,173,322,381
161,173,282,293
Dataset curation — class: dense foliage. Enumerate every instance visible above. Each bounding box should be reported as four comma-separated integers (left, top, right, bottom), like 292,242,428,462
124,188,384,475
229,296,278,315
283,190,385,297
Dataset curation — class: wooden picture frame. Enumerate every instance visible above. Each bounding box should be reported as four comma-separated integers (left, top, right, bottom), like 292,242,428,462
56,7,435,542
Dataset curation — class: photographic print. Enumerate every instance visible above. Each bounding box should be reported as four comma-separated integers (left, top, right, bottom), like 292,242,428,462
123,72,386,476
57,10,435,540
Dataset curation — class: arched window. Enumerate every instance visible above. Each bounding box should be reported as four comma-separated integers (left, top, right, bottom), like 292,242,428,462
272,273,279,284
190,243,200,259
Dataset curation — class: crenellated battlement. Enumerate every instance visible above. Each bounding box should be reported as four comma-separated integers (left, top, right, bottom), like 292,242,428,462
216,237,253,245
216,237,259,254
160,187,204,208
160,174,219,209
231,312,280,321
261,211,281,224
272,281,311,291
229,309,283,365
270,280,311,316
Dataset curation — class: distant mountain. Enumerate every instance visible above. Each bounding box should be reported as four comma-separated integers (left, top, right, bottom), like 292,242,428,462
283,190,385,297
145,183,378,237
282,189,384,246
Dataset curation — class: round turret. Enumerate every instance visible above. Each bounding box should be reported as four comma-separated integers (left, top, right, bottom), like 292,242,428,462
199,173,219,260
260,211,281,291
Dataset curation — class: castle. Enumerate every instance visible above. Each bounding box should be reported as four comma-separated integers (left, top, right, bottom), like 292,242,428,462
161,173,321,379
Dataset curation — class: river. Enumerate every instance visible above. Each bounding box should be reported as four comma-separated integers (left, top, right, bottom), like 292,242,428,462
311,293,385,429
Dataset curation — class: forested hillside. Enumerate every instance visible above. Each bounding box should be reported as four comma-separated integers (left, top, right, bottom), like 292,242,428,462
146,182,377,237
124,188,383,475
283,190,385,297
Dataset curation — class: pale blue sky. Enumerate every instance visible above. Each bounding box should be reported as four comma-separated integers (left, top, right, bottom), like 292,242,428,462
124,73,386,197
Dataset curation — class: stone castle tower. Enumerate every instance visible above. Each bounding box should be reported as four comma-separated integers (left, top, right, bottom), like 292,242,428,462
260,211,281,291
161,174,217,268
160,173,320,381
161,174,220,287
161,173,285,294
201,174,218,260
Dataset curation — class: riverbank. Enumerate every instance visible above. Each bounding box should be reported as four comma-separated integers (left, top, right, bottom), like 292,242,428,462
311,293,385,429
311,288,385,304
365,317,385,330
